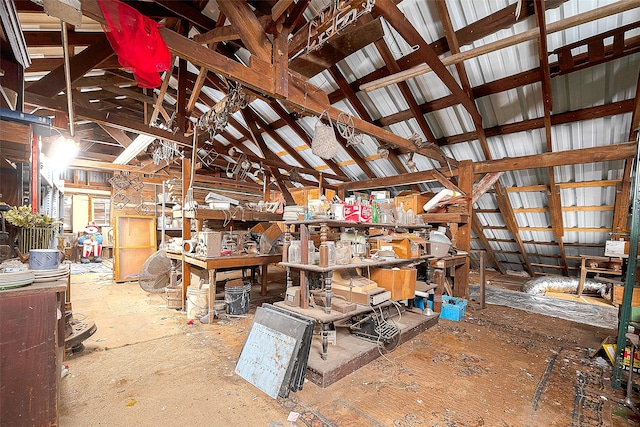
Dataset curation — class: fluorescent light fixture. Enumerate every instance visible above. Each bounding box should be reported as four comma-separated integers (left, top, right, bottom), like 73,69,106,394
113,134,156,164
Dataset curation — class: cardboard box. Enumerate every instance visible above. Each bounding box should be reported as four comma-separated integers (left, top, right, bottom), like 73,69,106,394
395,191,431,213
371,191,390,199
605,239,627,256
285,286,301,306
343,204,372,223
603,340,640,372
290,186,336,206
370,267,417,300
332,286,391,306
373,234,426,259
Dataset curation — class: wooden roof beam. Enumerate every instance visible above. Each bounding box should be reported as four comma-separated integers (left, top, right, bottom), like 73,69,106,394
362,0,639,92
153,0,216,33
217,0,272,62
24,91,192,146
77,0,451,165
322,68,377,178
27,35,114,98
534,0,569,276
471,213,506,274
374,0,483,126
475,141,638,174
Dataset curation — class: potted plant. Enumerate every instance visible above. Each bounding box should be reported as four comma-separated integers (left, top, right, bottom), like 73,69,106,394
5,205,60,253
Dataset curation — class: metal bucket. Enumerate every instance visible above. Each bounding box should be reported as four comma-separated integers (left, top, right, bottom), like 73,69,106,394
225,283,251,315
29,249,64,270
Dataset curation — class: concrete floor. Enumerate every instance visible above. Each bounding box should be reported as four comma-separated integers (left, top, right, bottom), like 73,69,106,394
59,265,640,427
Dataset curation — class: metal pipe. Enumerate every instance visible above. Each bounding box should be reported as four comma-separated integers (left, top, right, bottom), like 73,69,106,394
61,21,75,137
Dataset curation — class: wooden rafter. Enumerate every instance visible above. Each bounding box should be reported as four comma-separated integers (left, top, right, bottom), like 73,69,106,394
24,91,191,146
435,0,526,275
471,213,506,275
374,39,439,147
240,108,295,203
534,0,569,276
612,69,640,233
475,142,638,174
152,0,216,32
323,67,378,177
217,0,272,62
27,35,113,98
374,0,482,126
99,124,132,148
438,100,635,147
362,0,639,92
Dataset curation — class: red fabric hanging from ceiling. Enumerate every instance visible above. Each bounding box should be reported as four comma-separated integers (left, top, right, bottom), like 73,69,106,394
97,0,171,88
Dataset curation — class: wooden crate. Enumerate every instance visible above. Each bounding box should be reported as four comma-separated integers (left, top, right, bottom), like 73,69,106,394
394,193,431,213
612,285,640,307
290,187,336,206
370,267,417,300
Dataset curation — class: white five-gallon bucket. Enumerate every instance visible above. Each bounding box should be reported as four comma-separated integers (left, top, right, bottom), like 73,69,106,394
186,286,209,319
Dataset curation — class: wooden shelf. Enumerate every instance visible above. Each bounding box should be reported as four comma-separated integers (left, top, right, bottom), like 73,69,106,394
174,208,281,222
420,213,469,224
280,254,432,273
282,219,432,229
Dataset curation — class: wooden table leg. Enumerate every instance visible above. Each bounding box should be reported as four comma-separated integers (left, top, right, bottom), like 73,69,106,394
208,269,216,319
324,271,332,314
260,264,268,296
578,262,587,296
479,251,486,310
433,268,444,312
321,322,330,360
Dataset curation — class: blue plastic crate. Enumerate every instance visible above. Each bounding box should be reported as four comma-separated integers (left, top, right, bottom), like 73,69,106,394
440,296,467,321
413,296,434,311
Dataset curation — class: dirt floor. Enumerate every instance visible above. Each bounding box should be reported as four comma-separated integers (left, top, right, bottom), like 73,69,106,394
59,265,640,427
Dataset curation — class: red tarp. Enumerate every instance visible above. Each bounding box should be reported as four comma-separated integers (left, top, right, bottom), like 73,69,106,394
98,0,171,88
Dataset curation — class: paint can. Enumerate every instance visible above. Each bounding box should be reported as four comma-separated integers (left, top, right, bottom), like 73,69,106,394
225,283,251,315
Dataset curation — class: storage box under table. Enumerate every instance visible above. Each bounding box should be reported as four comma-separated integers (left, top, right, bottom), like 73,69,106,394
440,295,468,321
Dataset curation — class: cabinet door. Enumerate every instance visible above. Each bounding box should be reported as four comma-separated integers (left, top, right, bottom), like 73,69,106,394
0,290,62,426
114,215,156,282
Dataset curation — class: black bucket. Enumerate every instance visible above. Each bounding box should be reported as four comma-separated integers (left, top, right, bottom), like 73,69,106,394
225,283,251,315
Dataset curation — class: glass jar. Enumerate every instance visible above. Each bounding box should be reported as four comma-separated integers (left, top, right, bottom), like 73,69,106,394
335,241,351,265
325,241,336,266
288,240,301,264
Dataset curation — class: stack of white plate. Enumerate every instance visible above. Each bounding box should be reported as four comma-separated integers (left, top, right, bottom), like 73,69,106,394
0,270,35,290
283,205,306,221
31,265,70,283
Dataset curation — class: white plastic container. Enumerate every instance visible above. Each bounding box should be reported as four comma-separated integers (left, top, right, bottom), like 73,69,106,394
186,286,209,320
429,227,451,258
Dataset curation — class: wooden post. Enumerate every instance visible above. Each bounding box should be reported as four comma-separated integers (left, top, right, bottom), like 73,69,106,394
455,160,473,299
181,157,192,304
479,250,486,309
433,268,444,312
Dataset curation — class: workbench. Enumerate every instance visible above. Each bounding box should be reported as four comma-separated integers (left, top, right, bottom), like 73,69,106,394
166,251,282,316
430,254,470,311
